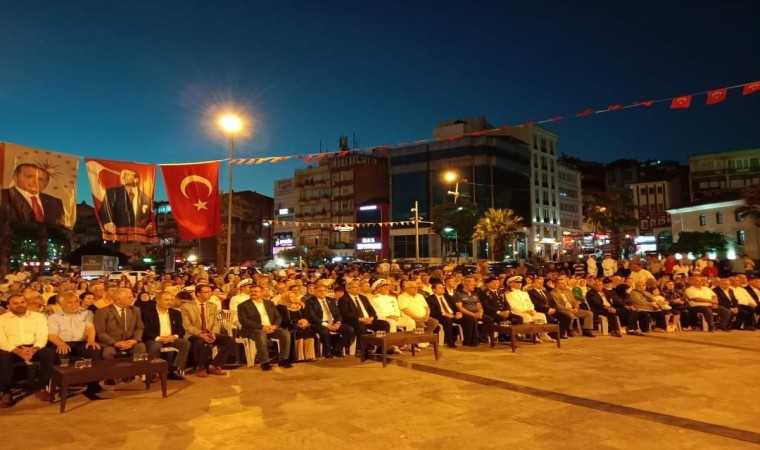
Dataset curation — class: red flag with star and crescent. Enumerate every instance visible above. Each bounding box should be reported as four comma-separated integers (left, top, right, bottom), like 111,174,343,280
160,161,221,240
706,88,727,105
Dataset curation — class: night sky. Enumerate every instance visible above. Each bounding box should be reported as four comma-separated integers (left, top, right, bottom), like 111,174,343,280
1,0,759,204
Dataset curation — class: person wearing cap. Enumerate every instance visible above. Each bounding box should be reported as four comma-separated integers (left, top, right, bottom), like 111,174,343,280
304,284,354,358
479,275,521,339
369,279,411,353
229,279,254,319
427,281,462,348
505,276,554,342
602,253,617,278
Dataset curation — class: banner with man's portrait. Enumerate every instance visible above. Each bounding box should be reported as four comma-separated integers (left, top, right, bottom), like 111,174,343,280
85,158,158,243
0,142,79,229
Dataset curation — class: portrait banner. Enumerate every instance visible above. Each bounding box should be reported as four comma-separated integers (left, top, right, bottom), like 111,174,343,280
0,141,79,228
85,158,158,243
160,161,221,240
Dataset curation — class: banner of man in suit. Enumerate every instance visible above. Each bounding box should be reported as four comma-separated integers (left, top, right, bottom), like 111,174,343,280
85,158,158,243
0,142,79,228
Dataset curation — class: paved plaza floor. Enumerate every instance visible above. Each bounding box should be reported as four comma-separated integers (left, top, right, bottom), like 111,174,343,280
4,330,760,449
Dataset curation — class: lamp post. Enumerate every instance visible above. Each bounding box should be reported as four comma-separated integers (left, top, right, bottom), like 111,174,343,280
411,201,420,260
443,170,495,208
256,237,265,259
218,114,243,274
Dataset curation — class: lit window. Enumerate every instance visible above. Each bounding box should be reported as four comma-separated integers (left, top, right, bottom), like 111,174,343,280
737,230,746,245
699,214,706,226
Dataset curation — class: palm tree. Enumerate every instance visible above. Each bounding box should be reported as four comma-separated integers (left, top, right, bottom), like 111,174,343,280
472,208,525,261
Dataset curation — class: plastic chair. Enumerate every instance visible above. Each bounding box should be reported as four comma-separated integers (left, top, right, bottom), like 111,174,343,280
217,310,254,367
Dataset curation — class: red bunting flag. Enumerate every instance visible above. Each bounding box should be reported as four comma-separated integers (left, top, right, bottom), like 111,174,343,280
743,82,760,96
578,109,595,116
670,96,692,109
635,100,654,107
607,104,624,111
706,88,727,105
160,161,221,240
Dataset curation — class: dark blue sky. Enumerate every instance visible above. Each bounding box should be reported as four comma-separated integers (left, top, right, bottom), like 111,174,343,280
1,0,759,203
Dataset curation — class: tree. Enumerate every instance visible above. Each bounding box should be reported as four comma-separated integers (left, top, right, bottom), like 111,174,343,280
431,201,479,257
736,184,760,226
277,246,308,264
669,231,727,256
355,250,379,262
306,247,334,266
585,187,638,257
472,208,525,261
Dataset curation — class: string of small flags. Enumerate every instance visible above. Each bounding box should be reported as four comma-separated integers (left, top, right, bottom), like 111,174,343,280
228,80,760,166
265,219,432,228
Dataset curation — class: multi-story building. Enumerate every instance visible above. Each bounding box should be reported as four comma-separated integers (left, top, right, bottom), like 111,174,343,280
272,178,297,255
689,147,760,201
71,202,102,249
556,162,584,257
667,189,758,258
378,118,535,262
292,150,390,258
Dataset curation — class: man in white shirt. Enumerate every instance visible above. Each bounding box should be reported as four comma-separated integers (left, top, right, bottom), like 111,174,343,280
629,262,655,287
587,255,598,278
505,277,554,342
143,291,189,380
237,286,292,370
601,253,617,278
0,294,55,406
684,277,730,331
369,279,414,354
229,278,254,315
397,281,439,333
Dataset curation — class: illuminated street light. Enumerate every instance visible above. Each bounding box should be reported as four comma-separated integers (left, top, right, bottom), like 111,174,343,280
219,113,244,274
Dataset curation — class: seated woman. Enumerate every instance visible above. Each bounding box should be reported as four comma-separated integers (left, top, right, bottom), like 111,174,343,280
276,292,316,362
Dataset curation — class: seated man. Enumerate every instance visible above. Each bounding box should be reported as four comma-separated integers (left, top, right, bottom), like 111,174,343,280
627,282,669,332
398,280,440,334
505,276,554,342
305,285,354,358
94,288,147,359
181,284,235,377
454,276,490,347
684,277,730,331
369,279,414,354
338,281,390,353
0,294,55,407
427,281,462,348
527,277,573,338
585,279,625,337
47,290,103,396
547,277,595,338
142,291,189,380
238,285,292,370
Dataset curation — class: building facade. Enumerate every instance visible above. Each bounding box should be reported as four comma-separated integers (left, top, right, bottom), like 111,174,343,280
689,147,760,201
272,178,298,255
556,162,584,258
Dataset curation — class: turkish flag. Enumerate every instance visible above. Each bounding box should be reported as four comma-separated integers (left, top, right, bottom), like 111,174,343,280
743,81,760,96
670,95,692,109
706,88,727,105
160,161,221,240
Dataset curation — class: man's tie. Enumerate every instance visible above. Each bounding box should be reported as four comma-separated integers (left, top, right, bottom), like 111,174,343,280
439,296,452,314
30,196,44,222
120,307,127,331
353,296,365,317
321,299,333,323
200,303,207,332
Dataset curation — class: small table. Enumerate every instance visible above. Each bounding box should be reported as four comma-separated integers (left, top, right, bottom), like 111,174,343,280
489,323,561,352
50,359,168,413
359,331,439,367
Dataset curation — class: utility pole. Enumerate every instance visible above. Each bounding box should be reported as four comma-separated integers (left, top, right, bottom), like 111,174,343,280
412,201,420,260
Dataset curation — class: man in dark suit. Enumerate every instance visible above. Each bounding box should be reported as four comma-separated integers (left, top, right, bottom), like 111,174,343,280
338,281,390,353
238,285,292,370
142,291,188,380
98,168,154,233
527,277,568,338
0,163,64,225
93,288,147,359
713,278,743,330
479,276,522,326
426,281,461,348
305,284,354,358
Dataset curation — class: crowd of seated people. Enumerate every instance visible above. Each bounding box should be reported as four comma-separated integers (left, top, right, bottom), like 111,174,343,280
1,252,759,409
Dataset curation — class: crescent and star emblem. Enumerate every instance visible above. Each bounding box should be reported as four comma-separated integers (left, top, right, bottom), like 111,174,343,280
180,175,213,211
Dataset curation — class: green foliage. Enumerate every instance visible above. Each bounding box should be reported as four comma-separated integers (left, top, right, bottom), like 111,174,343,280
669,231,728,256
737,184,760,226
431,201,479,243
306,246,335,265
472,208,525,261
584,187,638,257
276,246,308,262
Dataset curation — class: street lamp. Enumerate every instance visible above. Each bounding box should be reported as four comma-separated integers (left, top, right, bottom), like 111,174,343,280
218,113,243,274
256,237,265,259
443,171,461,204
